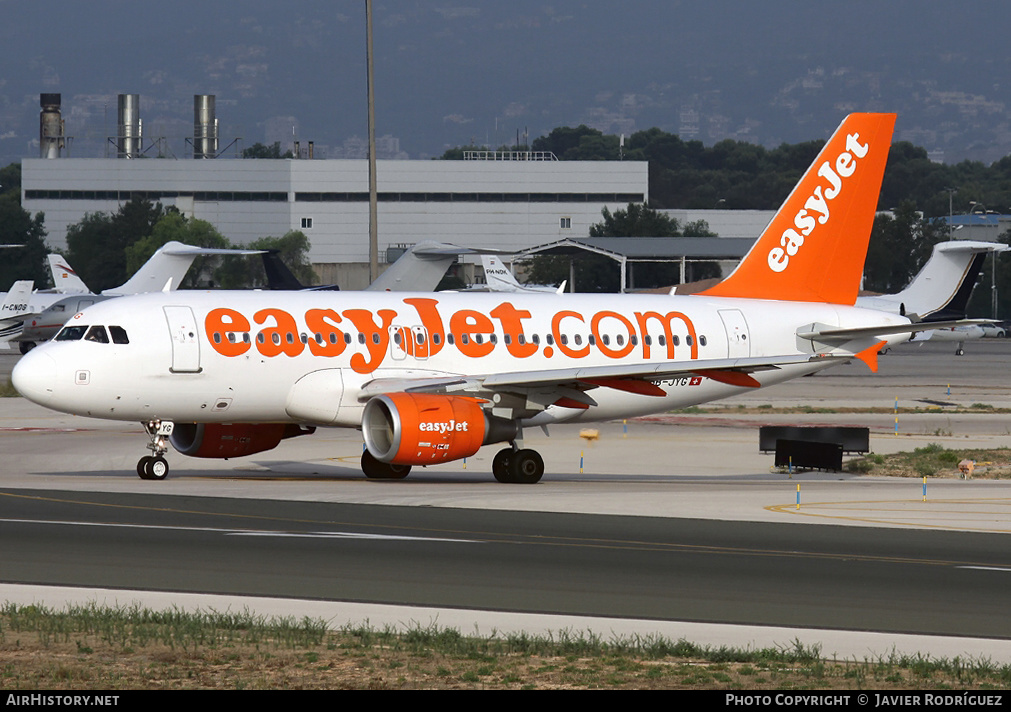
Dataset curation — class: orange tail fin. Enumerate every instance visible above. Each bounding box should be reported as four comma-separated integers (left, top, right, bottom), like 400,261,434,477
699,113,896,305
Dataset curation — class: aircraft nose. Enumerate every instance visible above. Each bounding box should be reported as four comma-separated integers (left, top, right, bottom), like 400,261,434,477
12,349,57,405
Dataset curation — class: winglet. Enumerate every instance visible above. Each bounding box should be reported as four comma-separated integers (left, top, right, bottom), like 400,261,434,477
699,113,896,305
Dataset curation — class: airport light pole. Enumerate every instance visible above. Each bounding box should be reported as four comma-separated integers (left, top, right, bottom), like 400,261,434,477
992,250,998,319
366,0,379,283
944,187,957,240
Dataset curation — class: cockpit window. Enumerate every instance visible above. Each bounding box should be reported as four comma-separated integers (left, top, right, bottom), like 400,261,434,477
55,325,87,341
85,325,109,343
109,326,130,344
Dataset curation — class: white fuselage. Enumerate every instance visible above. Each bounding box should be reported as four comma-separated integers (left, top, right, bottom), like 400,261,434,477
14,289,911,428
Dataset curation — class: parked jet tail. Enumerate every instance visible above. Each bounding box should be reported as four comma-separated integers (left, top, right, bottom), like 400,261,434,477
259,242,509,293
477,255,564,293
700,113,896,305
0,280,33,318
366,241,511,292
0,280,34,344
46,255,90,294
261,250,339,291
857,241,1005,322
104,241,265,295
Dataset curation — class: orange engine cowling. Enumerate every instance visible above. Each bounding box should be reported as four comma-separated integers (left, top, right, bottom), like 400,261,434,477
362,393,513,466
170,423,315,458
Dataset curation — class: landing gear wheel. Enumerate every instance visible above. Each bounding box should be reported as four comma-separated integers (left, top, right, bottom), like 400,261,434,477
137,455,168,480
147,456,169,480
361,450,411,480
509,449,544,484
18,341,35,355
492,448,514,483
956,348,964,356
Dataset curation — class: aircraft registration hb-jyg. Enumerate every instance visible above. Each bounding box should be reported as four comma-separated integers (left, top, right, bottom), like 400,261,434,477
15,113,926,483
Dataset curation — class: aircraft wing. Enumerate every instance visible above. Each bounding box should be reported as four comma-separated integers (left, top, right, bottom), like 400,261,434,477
358,352,838,407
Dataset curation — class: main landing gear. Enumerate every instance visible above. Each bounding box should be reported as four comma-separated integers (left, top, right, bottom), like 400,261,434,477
492,446,544,484
359,444,545,484
137,420,174,480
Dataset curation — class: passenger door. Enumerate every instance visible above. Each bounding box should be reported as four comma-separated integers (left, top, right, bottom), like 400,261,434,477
163,306,201,373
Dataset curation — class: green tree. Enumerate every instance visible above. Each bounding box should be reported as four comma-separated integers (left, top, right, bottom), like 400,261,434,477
966,229,1011,319
0,194,48,291
532,125,601,158
0,163,22,203
65,199,165,292
589,203,680,237
437,144,485,160
215,230,315,289
242,142,293,159
443,123,1011,213
863,201,943,294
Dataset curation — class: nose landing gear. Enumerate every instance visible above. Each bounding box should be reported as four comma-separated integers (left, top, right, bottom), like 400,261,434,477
137,455,170,480
138,420,174,480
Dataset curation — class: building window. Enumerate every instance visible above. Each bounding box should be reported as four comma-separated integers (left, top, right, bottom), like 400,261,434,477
560,217,571,229
301,217,313,229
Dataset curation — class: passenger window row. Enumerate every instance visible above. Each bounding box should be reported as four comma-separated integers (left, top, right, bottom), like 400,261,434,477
208,329,708,351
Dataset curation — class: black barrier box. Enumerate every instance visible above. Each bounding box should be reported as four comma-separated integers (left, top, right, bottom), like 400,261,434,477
774,439,844,471
759,426,869,454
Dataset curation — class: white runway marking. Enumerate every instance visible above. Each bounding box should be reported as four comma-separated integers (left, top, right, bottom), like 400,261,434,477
0,518,479,543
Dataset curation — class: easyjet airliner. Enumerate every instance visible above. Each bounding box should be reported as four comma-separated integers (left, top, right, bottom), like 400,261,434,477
14,114,938,483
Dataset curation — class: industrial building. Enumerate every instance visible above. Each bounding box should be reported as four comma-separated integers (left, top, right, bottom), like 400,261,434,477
22,94,648,289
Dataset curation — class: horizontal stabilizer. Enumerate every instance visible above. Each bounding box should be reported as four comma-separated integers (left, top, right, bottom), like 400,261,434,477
797,318,992,344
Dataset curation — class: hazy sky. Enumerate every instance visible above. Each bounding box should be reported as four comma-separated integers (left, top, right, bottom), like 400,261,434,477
3,1,1009,164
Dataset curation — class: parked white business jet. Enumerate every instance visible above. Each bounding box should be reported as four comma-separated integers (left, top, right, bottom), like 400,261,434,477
0,254,87,310
909,324,985,355
857,241,1003,321
0,254,94,320
13,241,264,353
857,240,1004,355
16,114,947,483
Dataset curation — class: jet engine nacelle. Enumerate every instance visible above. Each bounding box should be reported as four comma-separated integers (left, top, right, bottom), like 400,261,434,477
170,422,315,458
362,393,515,466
